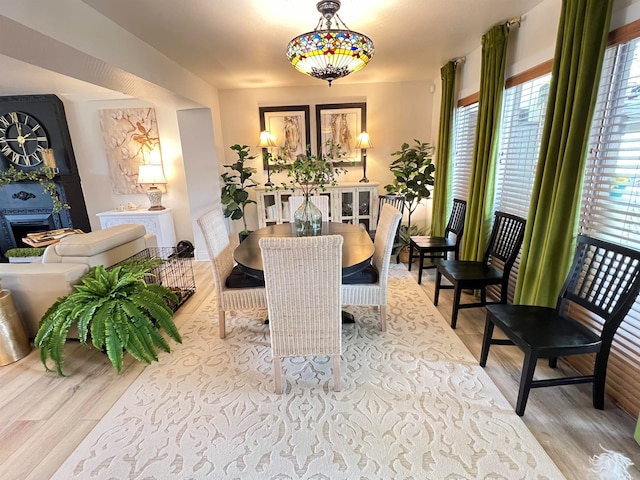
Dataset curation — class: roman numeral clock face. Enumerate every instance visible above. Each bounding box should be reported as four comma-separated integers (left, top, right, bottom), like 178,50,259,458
0,111,49,167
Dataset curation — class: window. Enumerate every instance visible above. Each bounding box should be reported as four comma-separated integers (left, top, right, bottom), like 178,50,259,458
451,101,478,205
494,74,551,217
577,32,640,416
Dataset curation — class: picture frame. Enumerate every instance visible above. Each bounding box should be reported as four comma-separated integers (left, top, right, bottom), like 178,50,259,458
315,102,366,165
259,105,311,168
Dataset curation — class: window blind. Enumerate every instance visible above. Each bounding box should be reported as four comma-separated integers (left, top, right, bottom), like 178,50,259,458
578,36,640,417
492,73,551,301
451,102,478,206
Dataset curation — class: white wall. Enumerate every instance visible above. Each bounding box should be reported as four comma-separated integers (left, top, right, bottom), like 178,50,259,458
218,81,435,232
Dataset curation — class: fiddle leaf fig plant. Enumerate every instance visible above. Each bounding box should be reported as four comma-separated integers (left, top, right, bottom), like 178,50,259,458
35,258,180,376
221,144,259,235
385,139,435,230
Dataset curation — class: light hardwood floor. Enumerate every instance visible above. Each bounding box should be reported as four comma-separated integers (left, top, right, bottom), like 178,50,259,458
0,260,638,479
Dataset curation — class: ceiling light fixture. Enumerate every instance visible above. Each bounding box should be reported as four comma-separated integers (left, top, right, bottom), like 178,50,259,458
286,0,374,87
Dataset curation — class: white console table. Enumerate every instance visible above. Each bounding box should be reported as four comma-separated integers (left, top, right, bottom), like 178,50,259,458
96,208,176,249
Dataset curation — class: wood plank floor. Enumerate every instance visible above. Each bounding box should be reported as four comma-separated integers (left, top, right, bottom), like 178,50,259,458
0,260,638,479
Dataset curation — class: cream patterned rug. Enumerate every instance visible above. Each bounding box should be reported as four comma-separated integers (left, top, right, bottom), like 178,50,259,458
53,265,564,479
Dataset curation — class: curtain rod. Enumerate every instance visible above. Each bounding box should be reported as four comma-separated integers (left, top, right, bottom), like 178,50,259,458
452,57,466,67
506,16,522,28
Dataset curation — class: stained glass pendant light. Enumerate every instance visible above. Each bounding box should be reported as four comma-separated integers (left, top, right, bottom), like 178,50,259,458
286,0,374,86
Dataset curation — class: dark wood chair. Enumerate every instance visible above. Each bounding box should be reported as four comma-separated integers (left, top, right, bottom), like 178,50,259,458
433,211,526,329
371,195,405,263
480,235,640,416
408,198,466,284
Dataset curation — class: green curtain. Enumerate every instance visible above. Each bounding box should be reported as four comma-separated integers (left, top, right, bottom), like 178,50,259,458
461,24,510,261
515,0,614,306
431,61,457,236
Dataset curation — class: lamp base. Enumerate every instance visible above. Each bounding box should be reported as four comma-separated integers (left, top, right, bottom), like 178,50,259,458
359,177,370,183
146,186,165,211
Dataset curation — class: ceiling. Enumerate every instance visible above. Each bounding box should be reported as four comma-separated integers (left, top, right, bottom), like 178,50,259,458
75,0,548,91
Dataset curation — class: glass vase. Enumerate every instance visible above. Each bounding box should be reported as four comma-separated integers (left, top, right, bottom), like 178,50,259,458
294,196,322,236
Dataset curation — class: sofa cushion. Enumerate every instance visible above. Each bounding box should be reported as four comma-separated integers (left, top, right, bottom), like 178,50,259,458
55,224,147,257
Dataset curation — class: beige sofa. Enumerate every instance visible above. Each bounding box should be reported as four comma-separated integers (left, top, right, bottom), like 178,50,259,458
0,224,157,338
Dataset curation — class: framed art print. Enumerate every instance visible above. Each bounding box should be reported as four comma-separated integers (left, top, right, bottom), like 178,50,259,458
315,102,366,165
259,105,311,167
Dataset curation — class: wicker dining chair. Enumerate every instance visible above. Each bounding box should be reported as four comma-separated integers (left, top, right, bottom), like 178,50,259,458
260,235,343,394
370,195,405,262
342,203,403,332
197,209,266,339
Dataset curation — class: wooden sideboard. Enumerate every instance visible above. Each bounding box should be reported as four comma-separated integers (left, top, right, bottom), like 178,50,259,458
256,183,379,233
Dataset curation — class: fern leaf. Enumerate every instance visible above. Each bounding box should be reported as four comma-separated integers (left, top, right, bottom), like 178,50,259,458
104,318,124,373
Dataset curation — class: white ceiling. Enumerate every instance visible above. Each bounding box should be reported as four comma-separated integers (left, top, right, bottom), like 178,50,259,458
75,0,547,91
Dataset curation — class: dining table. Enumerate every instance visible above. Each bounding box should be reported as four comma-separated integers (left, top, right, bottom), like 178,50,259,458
233,222,375,282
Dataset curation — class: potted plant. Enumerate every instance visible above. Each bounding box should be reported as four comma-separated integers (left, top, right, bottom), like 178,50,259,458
275,145,345,235
35,258,181,376
384,139,435,260
221,144,259,242
4,247,46,263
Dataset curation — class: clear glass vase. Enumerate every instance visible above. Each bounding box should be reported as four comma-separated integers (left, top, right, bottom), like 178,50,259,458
294,196,322,236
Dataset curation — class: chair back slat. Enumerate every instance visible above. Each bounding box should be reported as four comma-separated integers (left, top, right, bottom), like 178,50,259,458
561,236,640,330
484,211,526,267
378,195,405,220
197,208,235,295
445,198,466,242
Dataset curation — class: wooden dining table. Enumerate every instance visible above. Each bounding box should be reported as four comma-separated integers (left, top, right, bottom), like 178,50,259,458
233,222,375,281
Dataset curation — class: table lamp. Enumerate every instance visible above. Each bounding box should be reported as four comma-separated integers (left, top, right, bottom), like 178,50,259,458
137,164,167,210
354,132,373,183
257,130,277,187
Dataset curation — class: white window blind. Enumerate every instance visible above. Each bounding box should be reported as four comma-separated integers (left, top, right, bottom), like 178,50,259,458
494,74,551,217
491,73,551,302
451,103,478,205
578,36,640,417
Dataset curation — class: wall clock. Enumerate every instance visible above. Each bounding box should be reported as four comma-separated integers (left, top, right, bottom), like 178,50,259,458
0,111,50,167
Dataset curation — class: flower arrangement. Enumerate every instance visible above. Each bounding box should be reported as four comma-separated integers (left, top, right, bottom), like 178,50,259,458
274,141,346,196
0,165,69,213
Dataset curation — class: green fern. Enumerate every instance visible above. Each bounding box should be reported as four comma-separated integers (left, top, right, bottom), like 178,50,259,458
35,258,181,376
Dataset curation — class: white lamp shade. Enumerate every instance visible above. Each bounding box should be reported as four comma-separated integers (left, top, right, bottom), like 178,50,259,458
137,164,167,185
257,131,277,148
355,132,373,149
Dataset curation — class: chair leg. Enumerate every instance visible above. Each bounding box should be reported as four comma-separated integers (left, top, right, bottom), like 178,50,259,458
434,270,442,306
516,350,538,416
274,356,283,394
380,304,387,332
218,310,226,339
479,315,495,367
548,357,558,368
333,355,341,392
593,347,612,410
408,242,414,271
451,286,462,329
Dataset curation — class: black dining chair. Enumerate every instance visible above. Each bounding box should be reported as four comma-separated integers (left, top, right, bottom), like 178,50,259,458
371,195,405,262
433,211,526,329
480,235,640,416
408,198,466,284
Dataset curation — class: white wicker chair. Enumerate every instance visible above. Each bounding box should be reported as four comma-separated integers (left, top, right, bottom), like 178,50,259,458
197,209,266,339
288,195,330,220
342,204,402,332
259,235,343,394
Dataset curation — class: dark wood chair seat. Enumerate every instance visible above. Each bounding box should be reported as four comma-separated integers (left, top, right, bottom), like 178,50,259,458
485,304,600,352
408,199,466,284
433,211,526,329
480,235,640,416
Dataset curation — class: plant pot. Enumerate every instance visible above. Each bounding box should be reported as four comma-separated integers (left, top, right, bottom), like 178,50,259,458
399,245,410,264
239,232,251,243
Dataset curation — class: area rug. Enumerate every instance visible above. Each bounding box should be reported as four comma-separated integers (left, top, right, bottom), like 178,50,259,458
53,265,565,479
